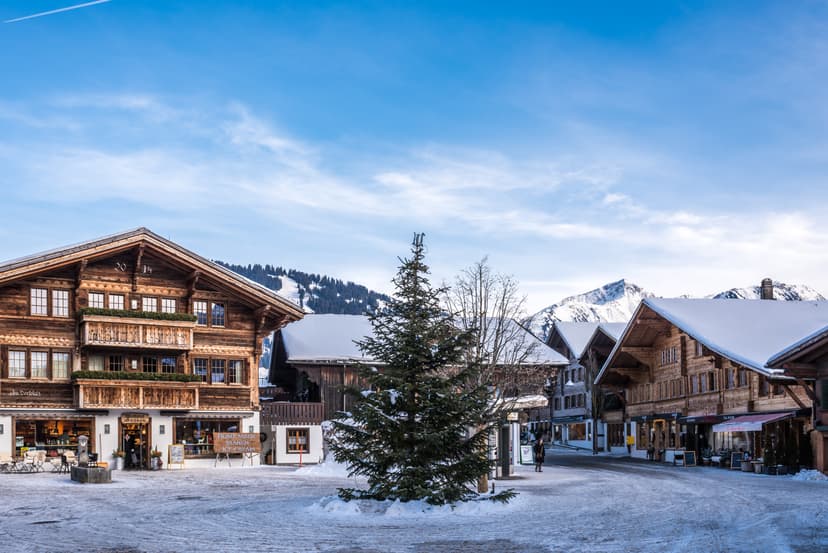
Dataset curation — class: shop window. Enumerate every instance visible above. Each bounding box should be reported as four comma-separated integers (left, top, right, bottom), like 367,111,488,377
109,294,124,310
637,422,650,450
88,292,105,309
568,423,587,441
161,298,176,314
174,418,240,458
52,352,70,379
608,423,625,447
15,418,93,456
287,428,310,454
31,351,48,378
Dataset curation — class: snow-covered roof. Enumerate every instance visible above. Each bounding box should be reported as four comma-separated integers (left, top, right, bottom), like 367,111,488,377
280,314,376,363
280,314,567,366
597,298,828,383
767,324,828,368
598,323,627,341
549,322,600,359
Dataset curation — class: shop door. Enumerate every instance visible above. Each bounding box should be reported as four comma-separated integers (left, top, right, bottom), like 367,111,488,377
653,420,666,460
121,418,151,470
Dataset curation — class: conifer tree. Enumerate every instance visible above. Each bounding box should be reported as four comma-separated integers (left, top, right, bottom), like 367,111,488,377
331,234,514,505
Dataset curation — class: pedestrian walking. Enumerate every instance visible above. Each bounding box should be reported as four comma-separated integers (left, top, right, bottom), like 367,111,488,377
533,438,545,472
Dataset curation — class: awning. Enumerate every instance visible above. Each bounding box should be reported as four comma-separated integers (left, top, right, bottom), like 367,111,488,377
712,412,795,433
680,415,732,425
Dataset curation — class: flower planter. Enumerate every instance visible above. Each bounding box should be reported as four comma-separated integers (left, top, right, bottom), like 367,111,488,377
111,457,123,470
752,461,763,474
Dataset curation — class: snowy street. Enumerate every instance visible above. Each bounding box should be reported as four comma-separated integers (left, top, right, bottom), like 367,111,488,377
1,449,826,553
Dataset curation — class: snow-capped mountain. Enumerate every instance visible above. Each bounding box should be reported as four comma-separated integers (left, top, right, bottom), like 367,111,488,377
710,283,825,301
530,279,653,338
531,279,826,341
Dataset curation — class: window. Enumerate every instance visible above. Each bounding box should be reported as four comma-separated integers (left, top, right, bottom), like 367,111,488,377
88,292,105,309
608,423,625,447
194,358,208,382
142,297,157,312
142,356,158,373
88,355,104,371
211,302,225,327
194,301,208,325
109,294,124,310
286,428,310,454
31,351,48,378
161,298,176,314
738,368,748,388
758,377,769,397
109,355,123,372
9,350,26,378
636,422,650,450
52,352,70,379
228,360,244,384
695,341,704,357
660,347,678,366
52,290,69,317
211,359,225,383
161,356,176,374
174,418,241,458
554,397,561,410
690,375,698,394
30,288,48,316
707,372,716,392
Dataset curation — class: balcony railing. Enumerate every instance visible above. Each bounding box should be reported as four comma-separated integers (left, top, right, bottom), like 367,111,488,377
74,379,200,410
80,313,194,350
261,402,325,426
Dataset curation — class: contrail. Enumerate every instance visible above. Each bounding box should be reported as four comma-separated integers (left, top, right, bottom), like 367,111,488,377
4,0,111,24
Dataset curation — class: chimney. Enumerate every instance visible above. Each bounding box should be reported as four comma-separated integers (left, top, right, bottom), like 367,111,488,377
760,278,774,300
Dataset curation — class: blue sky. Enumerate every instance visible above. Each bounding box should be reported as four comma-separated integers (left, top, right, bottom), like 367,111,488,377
1,1,827,312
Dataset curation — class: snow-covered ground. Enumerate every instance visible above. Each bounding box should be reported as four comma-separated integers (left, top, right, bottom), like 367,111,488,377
2,449,826,553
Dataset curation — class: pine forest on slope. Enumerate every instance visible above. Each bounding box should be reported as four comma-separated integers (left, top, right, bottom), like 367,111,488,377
215,261,390,315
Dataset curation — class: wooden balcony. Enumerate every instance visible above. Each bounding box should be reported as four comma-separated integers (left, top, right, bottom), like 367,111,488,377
74,379,200,410
261,402,325,426
81,314,194,351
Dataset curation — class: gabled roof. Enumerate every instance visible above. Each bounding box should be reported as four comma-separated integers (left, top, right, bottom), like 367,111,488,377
280,314,376,363
598,322,627,341
0,227,304,321
596,298,828,384
280,314,568,366
547,322,600,360
767,324,828,368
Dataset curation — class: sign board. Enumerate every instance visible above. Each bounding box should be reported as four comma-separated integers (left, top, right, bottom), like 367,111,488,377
731,452,743,470
674,450,685,466
213,432,261,454
520,445,533,464
168,444,185,469
684,451,696,467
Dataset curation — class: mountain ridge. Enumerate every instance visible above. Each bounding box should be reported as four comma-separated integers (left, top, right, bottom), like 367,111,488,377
531,278,826,340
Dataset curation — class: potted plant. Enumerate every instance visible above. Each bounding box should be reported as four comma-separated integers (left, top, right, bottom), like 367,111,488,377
150,448,163,470
112,449,125,470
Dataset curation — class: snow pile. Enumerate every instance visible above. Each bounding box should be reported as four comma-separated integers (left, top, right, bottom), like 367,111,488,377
307,494,525,518
791,469,828,482
294,455,351,478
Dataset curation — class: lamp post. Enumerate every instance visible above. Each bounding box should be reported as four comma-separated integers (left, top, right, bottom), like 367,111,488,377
544,375,557,444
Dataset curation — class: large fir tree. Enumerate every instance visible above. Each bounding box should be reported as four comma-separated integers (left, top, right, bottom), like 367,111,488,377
330,234,514,505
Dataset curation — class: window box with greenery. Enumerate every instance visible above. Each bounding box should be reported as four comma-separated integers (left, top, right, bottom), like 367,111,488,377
71,371,202,383
78,307,197,323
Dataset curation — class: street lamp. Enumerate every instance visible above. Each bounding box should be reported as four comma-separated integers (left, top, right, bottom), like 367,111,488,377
544,375,558,444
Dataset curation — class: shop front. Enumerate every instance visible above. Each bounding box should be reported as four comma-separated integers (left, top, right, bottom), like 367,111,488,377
10,412,96,459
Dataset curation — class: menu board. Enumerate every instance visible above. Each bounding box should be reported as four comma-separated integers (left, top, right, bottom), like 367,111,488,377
213,432,261,454
168,444,185,467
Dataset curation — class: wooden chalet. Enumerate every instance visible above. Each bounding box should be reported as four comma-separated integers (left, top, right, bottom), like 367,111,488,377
595,297,828,467
0,228,303,468
767,325,828,474
542,322,626,450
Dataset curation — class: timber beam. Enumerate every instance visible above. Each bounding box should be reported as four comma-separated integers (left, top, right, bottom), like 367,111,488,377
795,379,820,407
783,385,808,410
132,244,145,292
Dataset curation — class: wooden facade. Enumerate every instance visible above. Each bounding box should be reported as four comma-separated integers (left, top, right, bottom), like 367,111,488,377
598,300,813,464
0,228,303,464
